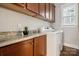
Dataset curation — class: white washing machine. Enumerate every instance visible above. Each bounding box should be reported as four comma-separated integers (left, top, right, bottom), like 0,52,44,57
40,29,63,56
40,27,63,56
46,30,63,56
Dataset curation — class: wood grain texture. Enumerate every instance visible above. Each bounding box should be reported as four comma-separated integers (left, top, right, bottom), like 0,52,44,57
0,39,33,56
39,3,46,18
34,35,46,56
46,3,50,20
61,46,79,56
27,3,39,14
49,4,55,22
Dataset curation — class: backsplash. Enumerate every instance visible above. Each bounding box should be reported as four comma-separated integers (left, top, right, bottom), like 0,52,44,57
0,7,51,32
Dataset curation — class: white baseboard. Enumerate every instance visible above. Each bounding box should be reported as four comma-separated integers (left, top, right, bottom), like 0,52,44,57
64,43,79,50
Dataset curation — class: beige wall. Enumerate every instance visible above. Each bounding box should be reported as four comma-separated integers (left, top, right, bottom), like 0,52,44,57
63,26,79,49
54,4,62,29
0,7,50,32
54,3,79,49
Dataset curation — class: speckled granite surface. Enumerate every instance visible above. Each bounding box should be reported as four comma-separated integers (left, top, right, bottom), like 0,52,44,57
0,31,17,36
0,31,19,42
61,46,79,56
0,31,46,47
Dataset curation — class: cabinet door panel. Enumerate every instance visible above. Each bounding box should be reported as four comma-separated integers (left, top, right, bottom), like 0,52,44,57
1,39,33,56
0,49,2,56
49,4,55,22
15,3,24,7
15,42,33,56
39,3,46,18
34,35,46,56
46,3,50,20
27,3,39,14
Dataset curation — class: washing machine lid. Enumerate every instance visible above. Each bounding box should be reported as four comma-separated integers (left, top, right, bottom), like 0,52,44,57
40,27,55,33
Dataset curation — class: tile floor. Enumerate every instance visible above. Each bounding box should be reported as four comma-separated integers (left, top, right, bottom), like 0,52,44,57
60,46,79,56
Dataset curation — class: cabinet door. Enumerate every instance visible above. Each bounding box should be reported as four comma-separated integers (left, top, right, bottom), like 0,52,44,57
1,39,33,56
15,3,25,7
39,3,46,18
0,49,2,56
46,3,50,20
27,3,39,14
49,4,55,22
34,35,46,56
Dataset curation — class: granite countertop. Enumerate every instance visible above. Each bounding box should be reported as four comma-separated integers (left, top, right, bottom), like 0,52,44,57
0,33,46,48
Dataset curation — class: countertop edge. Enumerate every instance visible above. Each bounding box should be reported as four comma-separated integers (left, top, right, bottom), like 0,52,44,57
0,33,46,48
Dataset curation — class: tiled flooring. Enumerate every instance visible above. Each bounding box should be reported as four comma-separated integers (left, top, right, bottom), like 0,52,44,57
60,46,79,56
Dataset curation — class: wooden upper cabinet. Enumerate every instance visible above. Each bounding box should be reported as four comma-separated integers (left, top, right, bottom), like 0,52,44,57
34,35,46,56
0,3,36,16
0,3,55,23
15,3,24,7
26,3,39,14
46,3,50,20
39,3,46,18
49,4,55,22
